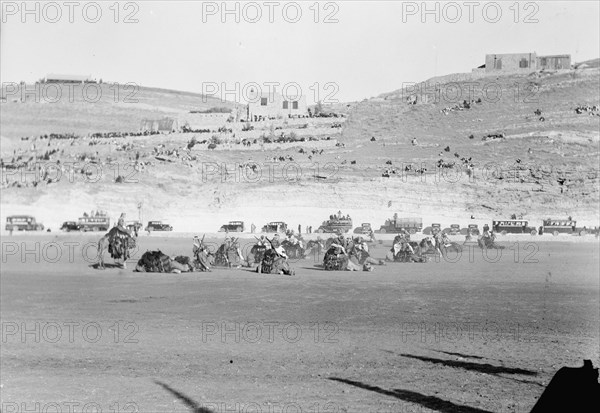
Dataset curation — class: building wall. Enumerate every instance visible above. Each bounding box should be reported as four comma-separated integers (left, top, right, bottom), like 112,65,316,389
485,53,537,72
247,93,308,120
140,117,177,133
537,55,571,70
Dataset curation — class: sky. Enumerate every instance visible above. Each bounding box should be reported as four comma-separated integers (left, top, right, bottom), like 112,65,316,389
1,1,599,103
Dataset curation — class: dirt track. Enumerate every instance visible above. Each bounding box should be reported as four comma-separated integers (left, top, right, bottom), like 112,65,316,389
1,235,599,412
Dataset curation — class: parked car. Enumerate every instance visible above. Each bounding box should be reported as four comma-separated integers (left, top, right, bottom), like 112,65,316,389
126,221,143,234
353,223,372,234
423,223,441,235
60,221,81,232
262,222,287,233
145,221,173,232
219,221,244,232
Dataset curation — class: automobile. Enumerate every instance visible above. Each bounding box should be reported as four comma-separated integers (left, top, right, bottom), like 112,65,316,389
466,224,480,236
445,224,461,235
126,221,143,234
423,223,441,235
78,214,110,232
317,211,352,234
262,221,287,233
353,223,372,234
493,220,537,235
145,221,173,232
219,221,244,232
5,215,44,231
379,214,422,234
60,221,81,232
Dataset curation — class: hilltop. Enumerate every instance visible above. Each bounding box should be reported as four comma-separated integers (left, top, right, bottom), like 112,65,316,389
0,83,240,138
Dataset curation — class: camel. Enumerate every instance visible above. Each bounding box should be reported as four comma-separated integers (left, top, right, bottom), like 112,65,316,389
386,237,431,263
257,249,294,275
478,233,504,249
97,227,137,269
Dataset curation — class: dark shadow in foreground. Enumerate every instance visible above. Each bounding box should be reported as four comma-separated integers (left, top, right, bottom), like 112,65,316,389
154,380,215,413
399,353,537,376
530,360,599,413
328,377,493,413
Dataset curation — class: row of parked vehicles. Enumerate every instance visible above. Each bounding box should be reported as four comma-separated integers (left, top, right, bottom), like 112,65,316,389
217,214,599,237
6,213,598,237
4,215,173,233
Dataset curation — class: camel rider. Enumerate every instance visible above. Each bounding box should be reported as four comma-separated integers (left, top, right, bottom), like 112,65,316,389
257,235,269,248
274,245,288,259
433,232,448,253
116,213,132,235
271,233,281,249
399,227,411,241
479,227,491,241
231,238,245,263
355,236,368,253
393,234,414,256
330,234,348,255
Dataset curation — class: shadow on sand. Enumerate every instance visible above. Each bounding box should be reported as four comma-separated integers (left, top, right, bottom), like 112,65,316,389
154,380,215,413
398,353,538,376
329,377,493,413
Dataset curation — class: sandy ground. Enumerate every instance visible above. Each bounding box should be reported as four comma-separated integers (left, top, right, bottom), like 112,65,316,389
1,234,598,413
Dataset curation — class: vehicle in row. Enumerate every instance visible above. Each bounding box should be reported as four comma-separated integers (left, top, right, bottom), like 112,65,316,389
145,221,173,232
219,221,244,232
378,215,422,234
6,215,44,231
262,221,287,233
317,212,353,234
60,221,81,232
78,214,111,232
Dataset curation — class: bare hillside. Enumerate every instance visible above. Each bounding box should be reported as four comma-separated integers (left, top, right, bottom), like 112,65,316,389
0,83,238,138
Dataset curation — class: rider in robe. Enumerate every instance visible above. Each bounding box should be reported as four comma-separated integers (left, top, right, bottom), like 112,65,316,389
393,231,414,256
257,235,268,248
107,212,134,267
433,231,450,254
330,234,348,255
271,233,281,249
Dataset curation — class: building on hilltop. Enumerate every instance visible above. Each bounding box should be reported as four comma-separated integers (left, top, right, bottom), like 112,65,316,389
246,88,308,121
44,74,95,83
485,53,538,72
537,54,571,70
481,53,571,72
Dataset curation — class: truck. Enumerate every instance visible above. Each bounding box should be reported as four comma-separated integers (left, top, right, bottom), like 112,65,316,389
219,221,244,232
379,215,423,234
317,211,353,234
6,215,45,232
